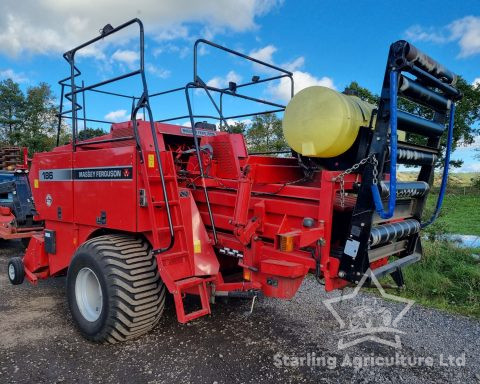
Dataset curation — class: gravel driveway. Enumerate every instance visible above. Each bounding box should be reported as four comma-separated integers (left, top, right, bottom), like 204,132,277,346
0,241,478,383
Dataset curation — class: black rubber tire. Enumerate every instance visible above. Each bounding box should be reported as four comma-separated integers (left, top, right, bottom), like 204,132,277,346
66,235,165,343
7,257,24,285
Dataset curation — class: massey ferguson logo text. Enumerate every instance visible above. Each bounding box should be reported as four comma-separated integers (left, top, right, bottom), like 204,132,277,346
74,167,132,180
39,167,133,181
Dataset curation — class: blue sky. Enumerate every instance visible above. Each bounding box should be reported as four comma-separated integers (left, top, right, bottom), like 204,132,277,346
0,0,479,171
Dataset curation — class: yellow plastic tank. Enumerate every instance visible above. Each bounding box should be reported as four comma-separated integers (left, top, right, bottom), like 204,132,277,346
282,86,376,158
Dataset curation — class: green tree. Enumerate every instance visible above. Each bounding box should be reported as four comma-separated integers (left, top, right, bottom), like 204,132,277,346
20,83,58,154
228,121,246,135
244,113,288,153
0,79,25,144
344,81,379,105
78,127,107,141
0,79,63,154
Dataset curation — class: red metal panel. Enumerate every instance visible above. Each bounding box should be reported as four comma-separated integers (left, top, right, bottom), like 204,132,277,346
46,221,77,275
180,191,219,276
30,151,74,222
260,259,307,278
23,234,48,279
202,134,241,179
73,146,137,231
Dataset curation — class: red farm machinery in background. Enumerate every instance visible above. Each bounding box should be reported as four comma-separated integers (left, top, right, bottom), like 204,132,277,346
0,146,43,246
7,19,461,343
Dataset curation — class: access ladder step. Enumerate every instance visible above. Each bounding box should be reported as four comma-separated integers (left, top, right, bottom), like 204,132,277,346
157,250,189,261
173,277,212,324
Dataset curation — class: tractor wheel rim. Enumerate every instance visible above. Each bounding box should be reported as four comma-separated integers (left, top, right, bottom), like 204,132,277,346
75,267,103,322
8,264,15,281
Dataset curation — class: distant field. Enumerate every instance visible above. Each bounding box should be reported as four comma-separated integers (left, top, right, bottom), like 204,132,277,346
424,194,480,236
398,171,479,235
398,171,479,187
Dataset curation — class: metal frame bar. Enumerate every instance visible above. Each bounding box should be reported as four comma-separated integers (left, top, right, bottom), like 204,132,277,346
193,39,294,96
56,23,296,255
60,18,175,254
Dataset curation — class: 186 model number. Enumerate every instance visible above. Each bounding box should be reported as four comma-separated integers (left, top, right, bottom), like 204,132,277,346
41,171,53,180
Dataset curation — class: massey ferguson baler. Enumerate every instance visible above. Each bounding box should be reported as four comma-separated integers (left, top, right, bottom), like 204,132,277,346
7,19,461,343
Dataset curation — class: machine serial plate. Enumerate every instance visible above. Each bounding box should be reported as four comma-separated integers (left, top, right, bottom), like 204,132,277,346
344,239,360,259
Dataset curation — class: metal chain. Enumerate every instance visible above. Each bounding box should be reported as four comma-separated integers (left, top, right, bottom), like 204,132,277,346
333,154,378,208
371,155,379,186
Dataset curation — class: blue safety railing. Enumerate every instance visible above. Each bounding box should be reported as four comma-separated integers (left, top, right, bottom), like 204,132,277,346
371,70,399,220
370,69,456,224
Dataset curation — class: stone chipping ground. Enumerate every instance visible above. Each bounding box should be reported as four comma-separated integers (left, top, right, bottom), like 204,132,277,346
0,240,479,384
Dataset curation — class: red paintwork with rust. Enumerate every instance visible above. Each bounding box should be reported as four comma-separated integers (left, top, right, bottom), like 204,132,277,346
24,120,385,321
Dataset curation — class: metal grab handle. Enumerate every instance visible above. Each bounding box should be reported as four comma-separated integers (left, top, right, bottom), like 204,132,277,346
371,70,399,220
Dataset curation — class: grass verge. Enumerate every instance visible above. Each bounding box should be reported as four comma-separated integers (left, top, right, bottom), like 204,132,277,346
424,194,480,236
390,241,480,318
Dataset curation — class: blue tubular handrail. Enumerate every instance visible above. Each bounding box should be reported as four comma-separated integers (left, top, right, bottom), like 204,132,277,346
421,103,455,228
371,70,399,220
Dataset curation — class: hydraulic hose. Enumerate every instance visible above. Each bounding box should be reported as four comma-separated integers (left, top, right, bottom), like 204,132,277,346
421,103,455,228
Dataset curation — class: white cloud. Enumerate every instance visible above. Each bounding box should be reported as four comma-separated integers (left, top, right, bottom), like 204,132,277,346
226,118,252,126
249,44,277,64
153,43,189,59
248,44,335,102
450,16,480,58
105,109,129,122
404,16,480,58
152,24,189,41
458,162,480,173
473,77,480,87
0,68,28,83
249,45,305,72
269,71,335,102
105,109,146,122
0,0,283,57
146,63,171,79
283,56,305,71
404,25,449,44
111,49,139,68
207,70,242,89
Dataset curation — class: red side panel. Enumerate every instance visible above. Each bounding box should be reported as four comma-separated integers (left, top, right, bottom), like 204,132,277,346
73,147,137,231
202,134,245,179
30,151,74,222
180,191,219,276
